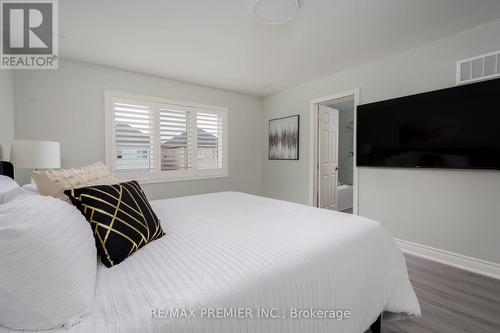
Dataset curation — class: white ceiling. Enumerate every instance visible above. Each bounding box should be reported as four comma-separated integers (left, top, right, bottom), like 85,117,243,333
59,0,500,97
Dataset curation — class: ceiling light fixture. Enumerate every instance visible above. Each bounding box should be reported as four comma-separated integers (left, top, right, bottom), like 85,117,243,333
253,0,300,25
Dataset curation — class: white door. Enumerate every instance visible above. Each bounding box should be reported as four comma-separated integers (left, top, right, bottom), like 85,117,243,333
318,105,339,210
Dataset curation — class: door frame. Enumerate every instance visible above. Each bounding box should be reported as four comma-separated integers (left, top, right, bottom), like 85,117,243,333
309,88,360,214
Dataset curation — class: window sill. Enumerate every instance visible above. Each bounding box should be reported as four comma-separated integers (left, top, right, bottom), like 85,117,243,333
117,172,229,185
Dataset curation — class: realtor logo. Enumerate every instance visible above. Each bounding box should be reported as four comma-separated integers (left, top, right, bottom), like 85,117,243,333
1,0,58,69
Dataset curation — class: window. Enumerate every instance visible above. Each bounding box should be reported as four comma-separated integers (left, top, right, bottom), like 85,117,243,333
105,91,228,183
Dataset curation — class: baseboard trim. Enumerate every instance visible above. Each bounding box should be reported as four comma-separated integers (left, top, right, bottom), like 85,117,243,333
395,238,500,280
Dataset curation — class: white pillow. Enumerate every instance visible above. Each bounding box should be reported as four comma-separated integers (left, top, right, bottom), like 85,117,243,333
0,194,97,330
21,182,38,194
0,175,20,204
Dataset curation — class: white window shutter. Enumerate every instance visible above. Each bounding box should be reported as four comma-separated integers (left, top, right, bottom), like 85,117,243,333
106,91,227,183
111,98,155,176
159,106,193,171
196,112,224,170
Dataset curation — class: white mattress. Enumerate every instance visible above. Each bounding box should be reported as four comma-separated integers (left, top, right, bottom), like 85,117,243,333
2,192,420,333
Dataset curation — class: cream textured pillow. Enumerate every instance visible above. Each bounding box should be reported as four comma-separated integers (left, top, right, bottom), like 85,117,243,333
32,162,118,202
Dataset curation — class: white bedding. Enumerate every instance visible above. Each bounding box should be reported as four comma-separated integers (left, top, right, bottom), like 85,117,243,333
1,192,420,333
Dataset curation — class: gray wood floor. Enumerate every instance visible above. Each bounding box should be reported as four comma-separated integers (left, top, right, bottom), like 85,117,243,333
381,254,500,333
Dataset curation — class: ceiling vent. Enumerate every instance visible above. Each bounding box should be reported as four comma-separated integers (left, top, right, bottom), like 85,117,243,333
457,50,500,84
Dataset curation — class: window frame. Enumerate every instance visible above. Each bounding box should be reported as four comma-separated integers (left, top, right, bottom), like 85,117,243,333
105,90,228,184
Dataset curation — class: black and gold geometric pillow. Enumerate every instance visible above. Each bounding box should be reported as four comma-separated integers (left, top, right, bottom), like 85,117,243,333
64,180,165,267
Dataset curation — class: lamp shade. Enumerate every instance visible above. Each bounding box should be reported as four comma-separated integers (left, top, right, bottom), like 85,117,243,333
11,140,61,169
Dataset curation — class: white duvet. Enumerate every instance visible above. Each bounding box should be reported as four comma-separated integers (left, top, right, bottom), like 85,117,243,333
1,192,420,333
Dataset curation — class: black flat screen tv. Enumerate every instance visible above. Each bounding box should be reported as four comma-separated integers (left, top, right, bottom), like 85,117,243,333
357,78,500,170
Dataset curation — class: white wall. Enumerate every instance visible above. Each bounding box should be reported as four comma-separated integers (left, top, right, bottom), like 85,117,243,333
262,19,500,264
14,59,263,199
0,70,14,161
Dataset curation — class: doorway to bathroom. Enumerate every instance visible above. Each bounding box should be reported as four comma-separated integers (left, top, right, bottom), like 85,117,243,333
309,89,359,215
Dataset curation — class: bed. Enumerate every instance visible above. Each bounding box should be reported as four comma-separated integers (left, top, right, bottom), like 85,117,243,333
0,188,420,333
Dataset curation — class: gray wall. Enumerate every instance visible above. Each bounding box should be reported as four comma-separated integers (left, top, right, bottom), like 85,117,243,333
0,70,14,161
13,59,263,199
262,19,500,264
